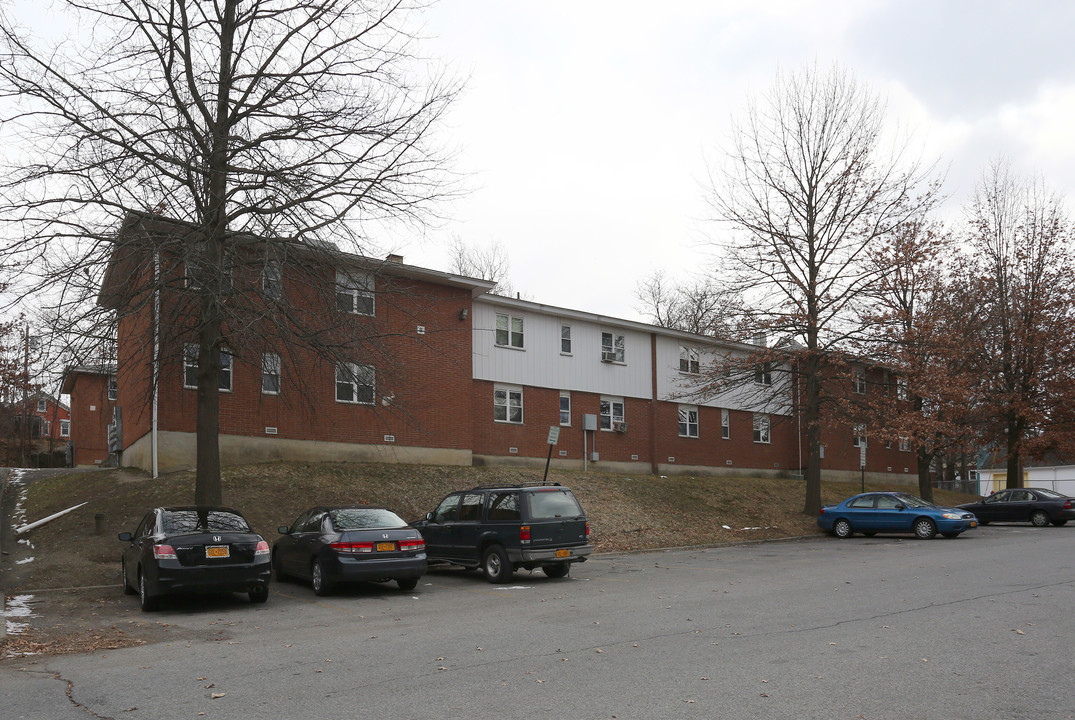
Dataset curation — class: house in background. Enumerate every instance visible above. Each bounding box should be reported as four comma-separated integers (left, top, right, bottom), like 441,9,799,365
975,454,1075,496
0,391,71,466
75,212,918,481
61,364,118,467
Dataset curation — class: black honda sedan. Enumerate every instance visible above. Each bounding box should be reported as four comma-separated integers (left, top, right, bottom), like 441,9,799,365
273,506,427,595
958,488,1075,527
119,506,271,611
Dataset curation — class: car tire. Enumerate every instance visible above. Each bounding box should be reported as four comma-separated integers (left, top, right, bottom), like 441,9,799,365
397,577,419,591
913,518,937,539
1031,510,1050,527
272,549,288,582
542,562,570,579
833,519,853,538
481,545,513,583
1052,519,1068,526
121,561,137,595
311,559,334,596
138,569,157,611
249,583,269,604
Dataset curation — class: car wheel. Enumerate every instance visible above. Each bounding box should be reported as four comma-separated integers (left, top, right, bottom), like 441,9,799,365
1052,519,1068,526
311,559,334,596
1031,510,1050,527
121,560,136,595
272,549,288,582
397,577,419,591
249,583,269,604
941,532,960,538
913,518,937,539
138,569,157,611
832,519,853,538
542,562,570,579
481,545,513,583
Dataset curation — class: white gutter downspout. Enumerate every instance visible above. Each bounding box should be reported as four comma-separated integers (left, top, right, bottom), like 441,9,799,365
152,245,160,479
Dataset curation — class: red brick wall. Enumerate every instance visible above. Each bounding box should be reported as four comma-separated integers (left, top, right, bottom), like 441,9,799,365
66,374,114,466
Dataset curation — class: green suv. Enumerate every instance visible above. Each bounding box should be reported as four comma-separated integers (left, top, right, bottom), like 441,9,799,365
414,483,592,583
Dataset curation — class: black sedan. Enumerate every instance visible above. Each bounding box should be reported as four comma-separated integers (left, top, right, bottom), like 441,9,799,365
273,506,427,595
958,488,1075,527
119,506,271,611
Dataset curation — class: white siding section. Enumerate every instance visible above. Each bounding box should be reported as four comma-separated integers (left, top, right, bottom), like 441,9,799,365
655,336,792,414
472,301,652,399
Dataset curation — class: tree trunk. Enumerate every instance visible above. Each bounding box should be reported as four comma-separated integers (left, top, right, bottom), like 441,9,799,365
916,447,934,502
802,353,823,515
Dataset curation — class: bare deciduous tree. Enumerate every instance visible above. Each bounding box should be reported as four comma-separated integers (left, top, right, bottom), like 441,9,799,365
635,270,744,339
962,161,1075,488
0,0,459,504
707,64,938,514
447,236,521,298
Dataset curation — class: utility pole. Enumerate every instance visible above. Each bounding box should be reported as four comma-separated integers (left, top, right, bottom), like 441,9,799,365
21,323,30,467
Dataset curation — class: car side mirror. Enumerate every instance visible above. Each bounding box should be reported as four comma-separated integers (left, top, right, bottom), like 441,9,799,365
426,512,435,522
278,525,290,534
894,503,906,510
118,531,133,542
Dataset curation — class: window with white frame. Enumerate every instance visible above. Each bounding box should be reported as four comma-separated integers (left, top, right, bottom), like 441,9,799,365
495,313,525,349
898,436,911,452
896,378,908,401
601,332,625,363
36,398,46,412
336,362,375,404
853,424,866,448
599,396,625,430
754,362,772,386
753,413,771,444
678,405,699,438
560,324,572,354
721,408,730,439
679,346,700,374
60,419,70,437
494,385,523,423
336,270,374,315
853,368,867,394
107,376,117,401
184,344,232,391
262,353,281,394
559,391,571,426
263,262,282,299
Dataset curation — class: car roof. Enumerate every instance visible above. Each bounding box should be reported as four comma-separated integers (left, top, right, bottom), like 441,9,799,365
464,483,568,492
159,505,245,514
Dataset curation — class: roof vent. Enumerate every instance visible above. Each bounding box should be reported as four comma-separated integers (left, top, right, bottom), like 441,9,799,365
386,253,404,264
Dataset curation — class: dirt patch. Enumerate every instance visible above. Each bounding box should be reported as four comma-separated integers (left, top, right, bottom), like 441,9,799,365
2,462,976,659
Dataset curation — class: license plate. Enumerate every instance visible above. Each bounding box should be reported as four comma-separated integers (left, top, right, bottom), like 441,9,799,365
206,546,229,558
555,549,569,558
376,542,395,552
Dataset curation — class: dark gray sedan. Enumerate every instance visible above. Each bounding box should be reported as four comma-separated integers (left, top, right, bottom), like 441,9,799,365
958,488,1074,527
272,506,427,595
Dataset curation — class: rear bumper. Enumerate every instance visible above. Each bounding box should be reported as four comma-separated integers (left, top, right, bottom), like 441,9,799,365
151,560,271,595
327,554,427,582
511,544,593,564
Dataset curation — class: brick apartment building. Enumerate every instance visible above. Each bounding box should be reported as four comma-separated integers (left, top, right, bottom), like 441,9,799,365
70,212,917,481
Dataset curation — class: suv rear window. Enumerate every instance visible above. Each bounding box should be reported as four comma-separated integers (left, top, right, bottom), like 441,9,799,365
527,489,584,520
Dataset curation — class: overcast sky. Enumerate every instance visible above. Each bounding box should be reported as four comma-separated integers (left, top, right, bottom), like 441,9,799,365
385,0,1075,321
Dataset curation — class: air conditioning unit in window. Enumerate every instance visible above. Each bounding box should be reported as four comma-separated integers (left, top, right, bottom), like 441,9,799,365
613,421,628,433
601,351,618,363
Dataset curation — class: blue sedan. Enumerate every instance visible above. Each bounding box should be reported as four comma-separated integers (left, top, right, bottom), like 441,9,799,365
818,492,978,539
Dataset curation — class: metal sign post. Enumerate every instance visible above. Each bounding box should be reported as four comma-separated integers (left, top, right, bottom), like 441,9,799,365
543,426,560,484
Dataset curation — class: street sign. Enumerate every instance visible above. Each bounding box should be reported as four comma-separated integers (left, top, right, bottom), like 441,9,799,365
547,426,560,445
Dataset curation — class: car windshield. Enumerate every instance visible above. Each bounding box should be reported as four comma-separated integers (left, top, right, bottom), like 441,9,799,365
892,493,934,508
1035,489,1066,499
163,509,250,534
528,489,583,519
330,508,406,530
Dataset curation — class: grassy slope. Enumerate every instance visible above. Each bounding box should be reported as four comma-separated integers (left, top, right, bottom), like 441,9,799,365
9,462,979,592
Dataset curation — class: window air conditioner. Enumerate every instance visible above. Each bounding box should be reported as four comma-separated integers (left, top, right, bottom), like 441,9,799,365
601,351,617,362
613,421,628,433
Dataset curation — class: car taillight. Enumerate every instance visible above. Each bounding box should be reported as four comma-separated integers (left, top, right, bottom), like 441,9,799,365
520,525,531,542
153,544,177,559
399,538,425,551
1064,500,1072,510
585,521,590,537
331,541,373,553
255,540,270,556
